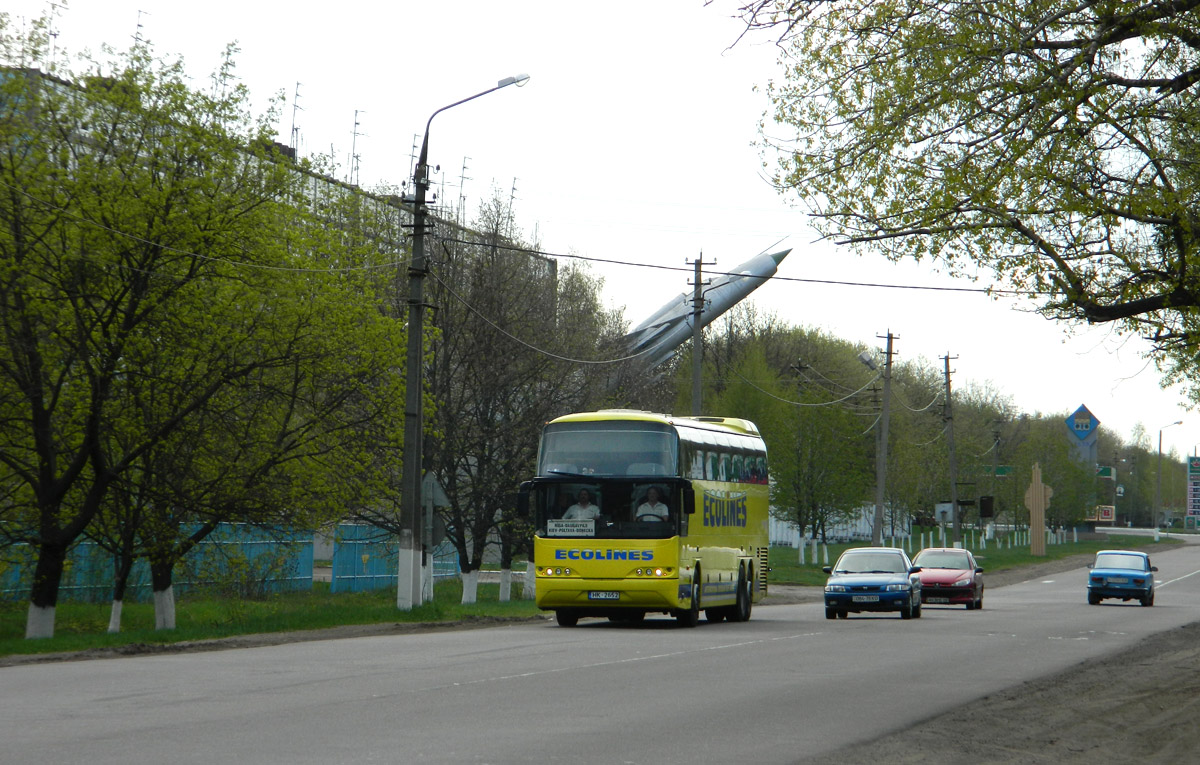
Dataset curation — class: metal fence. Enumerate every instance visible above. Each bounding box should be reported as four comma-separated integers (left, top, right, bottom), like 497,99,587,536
1,523,462,602
1,524,313,604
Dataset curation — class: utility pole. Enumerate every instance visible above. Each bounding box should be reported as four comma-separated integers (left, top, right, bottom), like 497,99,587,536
943,353,961,545
689,254,712,416
870,332,895,546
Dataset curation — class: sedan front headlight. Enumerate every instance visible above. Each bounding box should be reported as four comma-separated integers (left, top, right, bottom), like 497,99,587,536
953,577,972,587
885,583,909,592
825,584,847,593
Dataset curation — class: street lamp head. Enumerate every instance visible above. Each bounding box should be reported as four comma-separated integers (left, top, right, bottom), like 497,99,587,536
499,74,531,88
857,350,877,371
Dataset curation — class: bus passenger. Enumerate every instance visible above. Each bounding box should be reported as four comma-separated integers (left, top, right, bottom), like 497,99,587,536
563,489,600,520
636,487,669,521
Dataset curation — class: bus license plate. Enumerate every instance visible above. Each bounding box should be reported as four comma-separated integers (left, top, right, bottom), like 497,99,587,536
852,595,879,603
588,591,620,601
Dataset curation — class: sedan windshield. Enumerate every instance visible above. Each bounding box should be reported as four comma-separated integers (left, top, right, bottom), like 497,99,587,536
835,553,906,574
914,551,970,569
1094,553,1147,571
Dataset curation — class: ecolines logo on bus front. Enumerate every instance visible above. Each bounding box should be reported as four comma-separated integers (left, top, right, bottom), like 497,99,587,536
555,548,654,561
703,490,748,527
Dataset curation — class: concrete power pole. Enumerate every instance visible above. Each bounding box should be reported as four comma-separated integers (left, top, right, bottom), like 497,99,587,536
689,255,711,416
943,354,961,545
871,332,895,546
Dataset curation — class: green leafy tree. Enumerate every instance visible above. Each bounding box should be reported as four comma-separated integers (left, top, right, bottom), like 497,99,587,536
414,193,618,599
0,24,404,637
740,0,1200,400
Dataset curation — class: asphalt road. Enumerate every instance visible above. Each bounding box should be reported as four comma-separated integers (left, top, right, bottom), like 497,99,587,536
4,542,1199,765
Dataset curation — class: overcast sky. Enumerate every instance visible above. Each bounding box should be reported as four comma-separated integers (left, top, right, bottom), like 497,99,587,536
7,0,1197,467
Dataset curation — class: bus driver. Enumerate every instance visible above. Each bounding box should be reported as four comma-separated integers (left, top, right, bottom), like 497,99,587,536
636,486,669,521
563,489,600,520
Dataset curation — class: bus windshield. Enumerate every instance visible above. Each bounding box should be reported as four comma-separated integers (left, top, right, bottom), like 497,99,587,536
538,421,678,477
534,480,682,539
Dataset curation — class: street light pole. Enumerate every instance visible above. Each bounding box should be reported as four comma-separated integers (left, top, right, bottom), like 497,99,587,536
398,74,529,611
1155,420,1182,530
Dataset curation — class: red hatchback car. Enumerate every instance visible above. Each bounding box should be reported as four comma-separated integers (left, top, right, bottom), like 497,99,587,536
913,547,984,609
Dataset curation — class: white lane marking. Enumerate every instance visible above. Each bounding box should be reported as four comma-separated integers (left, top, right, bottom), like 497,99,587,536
418,632,825,691
1159,568,1200,587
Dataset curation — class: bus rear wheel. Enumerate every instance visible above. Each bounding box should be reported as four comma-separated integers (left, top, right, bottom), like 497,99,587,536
555,610,579,627
730,567,753,622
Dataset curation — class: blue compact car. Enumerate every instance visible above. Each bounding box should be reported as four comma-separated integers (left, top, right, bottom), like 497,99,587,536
1087,549,1157,606
823,547,922,620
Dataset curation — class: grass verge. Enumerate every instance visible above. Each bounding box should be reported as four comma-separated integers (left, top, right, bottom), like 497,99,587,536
1,578,540,658
2,533,1180,658
767,532,1180,587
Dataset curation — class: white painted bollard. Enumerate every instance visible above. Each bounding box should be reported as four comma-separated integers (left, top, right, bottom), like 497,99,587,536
798,539,806,565
499,569,512,602
822,544,830,566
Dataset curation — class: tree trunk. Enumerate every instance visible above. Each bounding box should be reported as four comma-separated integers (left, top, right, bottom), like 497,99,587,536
107,600,123,634
460,569,479,604
107,548,135,634
150,559,177,630
25,541,68,639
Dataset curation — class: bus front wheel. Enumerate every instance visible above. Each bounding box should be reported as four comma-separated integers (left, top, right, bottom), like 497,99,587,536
677,575,701,628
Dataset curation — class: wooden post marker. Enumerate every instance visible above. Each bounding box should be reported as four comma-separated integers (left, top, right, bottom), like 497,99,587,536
1024,462,1053,557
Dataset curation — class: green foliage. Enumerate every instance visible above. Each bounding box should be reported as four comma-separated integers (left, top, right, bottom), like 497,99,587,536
742,0,1200,403
0,19,406,630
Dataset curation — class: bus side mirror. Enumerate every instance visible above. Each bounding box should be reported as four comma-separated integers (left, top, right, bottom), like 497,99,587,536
517,482,532,518
682,484,696,515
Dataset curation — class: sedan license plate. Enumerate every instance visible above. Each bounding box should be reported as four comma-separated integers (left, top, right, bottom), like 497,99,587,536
852,595,879,603
1108,577,1129,584
588,591,620,601
928,597,950,604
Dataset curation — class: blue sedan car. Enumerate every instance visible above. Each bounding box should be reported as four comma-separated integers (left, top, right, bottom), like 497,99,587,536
1087,549,1157,606
823,547,922,620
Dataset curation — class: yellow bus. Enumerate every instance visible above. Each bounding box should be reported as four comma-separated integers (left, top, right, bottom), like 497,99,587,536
520,410,769,627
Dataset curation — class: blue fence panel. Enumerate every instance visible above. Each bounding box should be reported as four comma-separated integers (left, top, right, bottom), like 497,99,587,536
174,524,313,598
0,524,313,603
329,525,461,593
330,524,397,593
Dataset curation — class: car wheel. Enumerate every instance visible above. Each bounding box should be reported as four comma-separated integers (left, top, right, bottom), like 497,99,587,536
1088,592,1101,605
965,599,975,610
913,596,922,619
900,596,913,620
556,610,579,627
825,607,837,620
837,610,848,619
1142,592,1154,607
976,595,983,610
